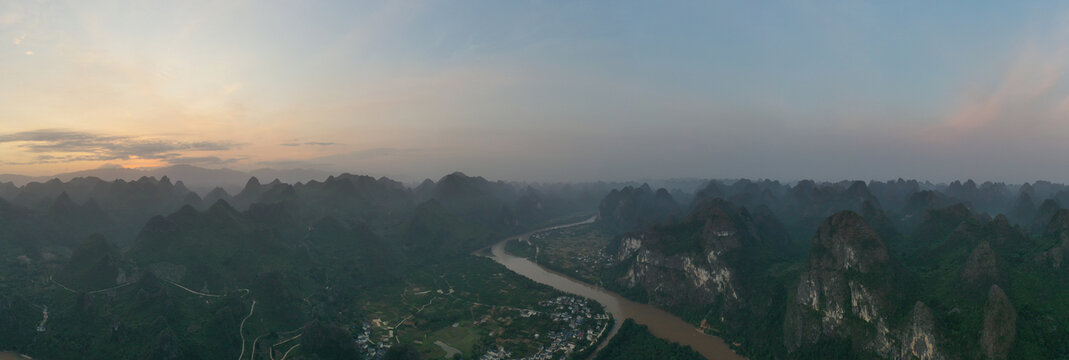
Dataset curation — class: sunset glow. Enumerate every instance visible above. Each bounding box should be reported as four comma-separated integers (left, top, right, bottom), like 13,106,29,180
3,1,1069,182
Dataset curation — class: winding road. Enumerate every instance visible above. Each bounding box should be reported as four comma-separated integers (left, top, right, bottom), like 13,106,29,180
237,301,257,360
279,344,300,360
49,272,266,359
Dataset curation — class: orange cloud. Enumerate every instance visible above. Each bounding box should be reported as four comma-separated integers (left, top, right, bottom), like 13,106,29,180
924,20,1069,146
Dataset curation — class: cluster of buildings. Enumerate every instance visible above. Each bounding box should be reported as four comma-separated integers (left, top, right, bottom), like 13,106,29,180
530,231,550,241
479,345,513,360
36,305,47,332
353,295,611,360
569,250,613,269
353,321,391,360
479,296,611,360
529,230,613,269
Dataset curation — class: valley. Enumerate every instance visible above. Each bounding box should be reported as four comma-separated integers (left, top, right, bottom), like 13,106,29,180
4,173,1069,359
0,173,623,359
9,2,1069,358
488,218,742,360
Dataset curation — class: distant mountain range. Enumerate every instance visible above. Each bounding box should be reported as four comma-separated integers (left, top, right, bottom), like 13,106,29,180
594,178,1069,359
0,170,610,359
6,171,1069,358
0,165,332,193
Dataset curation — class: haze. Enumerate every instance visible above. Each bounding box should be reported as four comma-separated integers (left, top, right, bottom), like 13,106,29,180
3,1,1069,183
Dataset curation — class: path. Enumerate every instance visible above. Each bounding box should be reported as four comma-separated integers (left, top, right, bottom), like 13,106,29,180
249,335,264,360
273,333,302,347
237,300,257,360
279,344,300,360
49,276,134,294
51,274,266,359
48,276,78,293
162,279,225,297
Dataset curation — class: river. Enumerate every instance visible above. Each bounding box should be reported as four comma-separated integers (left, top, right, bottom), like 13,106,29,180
486,217,744,360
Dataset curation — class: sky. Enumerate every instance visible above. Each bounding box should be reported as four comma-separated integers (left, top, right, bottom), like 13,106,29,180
2,1,1069,183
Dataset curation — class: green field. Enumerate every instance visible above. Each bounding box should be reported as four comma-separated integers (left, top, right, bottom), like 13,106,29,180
507,224,615,286
354,256,610,359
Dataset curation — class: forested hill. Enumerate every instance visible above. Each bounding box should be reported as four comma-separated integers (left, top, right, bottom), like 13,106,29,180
595,179,1069,359
594,319,705,360
0,172,620,359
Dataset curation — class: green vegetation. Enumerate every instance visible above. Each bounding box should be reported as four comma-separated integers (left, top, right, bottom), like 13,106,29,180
384,344,421,360
593,319,704,360
13,173,1069,359
504,238,537,259
509,224,615,286
525,182,1069,359
0,243,610,360
0,173,621,359
354,257,609,359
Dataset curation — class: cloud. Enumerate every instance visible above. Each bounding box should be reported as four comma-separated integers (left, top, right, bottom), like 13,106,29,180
221,83,243,95
164,156,242,166
255,160,329,169
0,12,21,25
280,141,337,147
255,148,423,171
186,141,234,151
359,148,414,158
319,148,423,161
0,129,240,164
0,129,103,143
925,18,1069,145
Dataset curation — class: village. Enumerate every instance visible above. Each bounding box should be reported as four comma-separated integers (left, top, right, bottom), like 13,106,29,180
354,295,610,360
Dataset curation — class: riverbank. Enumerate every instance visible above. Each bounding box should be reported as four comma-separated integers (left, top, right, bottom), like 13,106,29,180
486,217,744,360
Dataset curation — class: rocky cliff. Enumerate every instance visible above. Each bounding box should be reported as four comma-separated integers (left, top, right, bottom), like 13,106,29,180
589,180,1069,359
611,200,779,300
783,211,947,358
981,285,1017,360
1036,210,1069,268
601,198,796,356
899,302,944,360
784,211,896,355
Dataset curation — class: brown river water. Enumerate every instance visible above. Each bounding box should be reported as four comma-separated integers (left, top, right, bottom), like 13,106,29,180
486,217,745,360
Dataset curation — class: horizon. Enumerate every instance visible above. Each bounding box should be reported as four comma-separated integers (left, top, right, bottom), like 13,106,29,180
5,2,1069,182
8,3,1069,357
3,163,1069,189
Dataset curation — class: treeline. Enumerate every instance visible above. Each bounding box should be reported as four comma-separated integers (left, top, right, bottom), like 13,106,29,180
593,319,704,360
